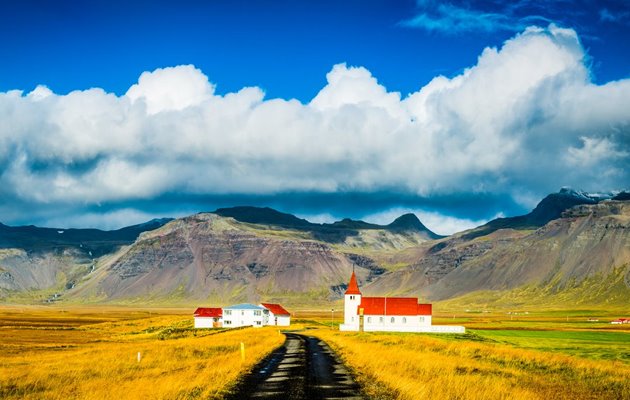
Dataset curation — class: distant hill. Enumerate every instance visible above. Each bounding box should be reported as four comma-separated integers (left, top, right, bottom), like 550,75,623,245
0,218,173,302
213,206,442,242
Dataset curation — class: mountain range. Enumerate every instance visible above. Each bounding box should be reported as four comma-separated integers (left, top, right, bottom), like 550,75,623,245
1,189,628,308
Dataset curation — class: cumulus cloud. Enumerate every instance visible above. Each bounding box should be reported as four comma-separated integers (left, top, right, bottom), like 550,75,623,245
126,65,215,114
0,24,629,232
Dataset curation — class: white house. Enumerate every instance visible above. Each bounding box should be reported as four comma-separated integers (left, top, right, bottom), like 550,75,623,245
222,303,270,328
339,271,465,334
193,307,223,328
260,303,291,326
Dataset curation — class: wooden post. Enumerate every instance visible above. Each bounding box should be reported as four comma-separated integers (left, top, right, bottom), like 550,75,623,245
240,342,245,361
137,352,141,363
331,308,334,330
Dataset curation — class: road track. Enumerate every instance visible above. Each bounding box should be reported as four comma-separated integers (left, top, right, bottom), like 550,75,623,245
226,332,364,399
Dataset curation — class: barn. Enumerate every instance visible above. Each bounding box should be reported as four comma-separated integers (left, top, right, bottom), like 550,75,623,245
193,307,223,328
260,303,291,326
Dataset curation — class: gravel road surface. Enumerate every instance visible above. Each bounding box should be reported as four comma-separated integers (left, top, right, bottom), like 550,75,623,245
226,332,364,399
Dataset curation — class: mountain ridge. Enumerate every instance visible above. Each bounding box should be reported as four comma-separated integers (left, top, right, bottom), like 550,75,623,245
1,189,628,307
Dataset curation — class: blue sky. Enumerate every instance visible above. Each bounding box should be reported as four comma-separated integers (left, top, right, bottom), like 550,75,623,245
2,1,630,99
0,0,629,234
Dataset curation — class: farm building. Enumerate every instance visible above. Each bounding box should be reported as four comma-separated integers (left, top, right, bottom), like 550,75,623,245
260,303,291,326
611,318,629,324
194,302,292,329
193,307,223,328
339,271,465,333
222,304,269,328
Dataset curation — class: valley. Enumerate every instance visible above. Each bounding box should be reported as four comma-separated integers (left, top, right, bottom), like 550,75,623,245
0,306,628,399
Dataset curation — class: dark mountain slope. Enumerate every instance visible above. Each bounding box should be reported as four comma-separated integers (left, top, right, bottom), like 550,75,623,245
214,206,312,228
388,214,444,239
0,218,173,257
462,188,607,240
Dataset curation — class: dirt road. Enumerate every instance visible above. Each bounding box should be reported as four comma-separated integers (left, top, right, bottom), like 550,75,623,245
226,332,364,399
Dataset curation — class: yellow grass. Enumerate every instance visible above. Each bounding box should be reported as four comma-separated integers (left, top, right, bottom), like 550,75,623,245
0,307,284,399
309,328,630,400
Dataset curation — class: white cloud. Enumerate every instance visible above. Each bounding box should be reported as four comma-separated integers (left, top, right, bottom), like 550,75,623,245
126,65,215,114
566,136,628,167
0,24,628,227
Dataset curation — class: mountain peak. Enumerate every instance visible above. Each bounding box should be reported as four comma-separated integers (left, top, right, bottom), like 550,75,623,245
387,213,442,239
388,213,423,229
528,188,605,226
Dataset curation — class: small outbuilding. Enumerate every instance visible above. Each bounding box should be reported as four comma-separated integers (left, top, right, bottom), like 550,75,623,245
193,307,223,328
260,303,291,326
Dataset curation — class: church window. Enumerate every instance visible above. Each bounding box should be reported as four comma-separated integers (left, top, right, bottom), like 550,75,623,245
390,317,395,323
367,317,371,323
402,317,407,323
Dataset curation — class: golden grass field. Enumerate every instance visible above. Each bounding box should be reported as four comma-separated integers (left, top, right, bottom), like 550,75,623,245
295,308,630,399
309,327,630,400
0,306,284,399
1,306,629,399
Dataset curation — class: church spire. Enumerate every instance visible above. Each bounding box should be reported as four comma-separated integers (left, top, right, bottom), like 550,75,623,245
344,270,361,295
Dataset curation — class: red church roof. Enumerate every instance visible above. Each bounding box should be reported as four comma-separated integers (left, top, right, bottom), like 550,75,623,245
357,297,432,316
261,303,290,316
345,271,362,295
194,307,222,318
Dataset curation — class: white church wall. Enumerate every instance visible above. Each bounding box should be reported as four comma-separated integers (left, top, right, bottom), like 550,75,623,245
363,315,431,332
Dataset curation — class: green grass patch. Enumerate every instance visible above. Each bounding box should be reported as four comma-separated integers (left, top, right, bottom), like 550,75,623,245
472,329,630,363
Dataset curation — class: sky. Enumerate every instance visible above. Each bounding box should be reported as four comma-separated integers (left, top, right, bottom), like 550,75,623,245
0,0,629,235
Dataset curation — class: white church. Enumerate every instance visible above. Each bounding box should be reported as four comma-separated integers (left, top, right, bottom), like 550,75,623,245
339,272,465,333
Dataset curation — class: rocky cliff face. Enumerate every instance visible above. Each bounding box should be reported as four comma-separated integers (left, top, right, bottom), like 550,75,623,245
68,214,386,304
366,200,630,302
0,248,93,302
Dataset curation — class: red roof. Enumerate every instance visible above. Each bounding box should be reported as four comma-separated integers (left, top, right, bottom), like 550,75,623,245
357,297,432,316
345,271,362,295
194,307,222,318
261,303,290,316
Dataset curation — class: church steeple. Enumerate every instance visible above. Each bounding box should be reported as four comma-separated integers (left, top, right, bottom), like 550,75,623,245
345,271,361,295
